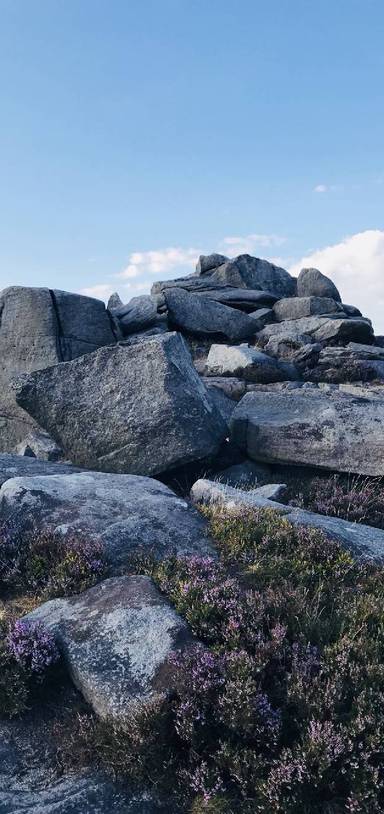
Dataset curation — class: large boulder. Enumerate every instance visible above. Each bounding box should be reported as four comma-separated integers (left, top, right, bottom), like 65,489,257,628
191,479,384,561
206,255,296,298
229,389,384,477
24,576,196,722
0,287,117,452
112,296,159,336
296,268,342,301
195,253,228,274
163,288,261,340
273,296,342,321
0,471,213,568
195,288,278,311
205,344,298,382
258,315,373,345
13,332,227,475
304,345,384,384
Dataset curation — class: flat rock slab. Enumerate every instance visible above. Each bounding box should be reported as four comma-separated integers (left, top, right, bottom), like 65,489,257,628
230,389,384,477
14,332,227,475
191,479,384,561
205,344,298,382
259,315,373,344
0,471,213,568
273,296,342,321
164,288,261,340
0,453,80,487
25,576,196,721
0,286,117,452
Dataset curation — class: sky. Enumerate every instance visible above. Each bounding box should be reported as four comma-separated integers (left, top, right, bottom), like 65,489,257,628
1,0,384,329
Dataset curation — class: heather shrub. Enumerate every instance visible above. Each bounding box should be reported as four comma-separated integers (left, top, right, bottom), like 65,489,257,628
0,526,106,598
290,473,384,529
108,507,384,812
0,617,59,718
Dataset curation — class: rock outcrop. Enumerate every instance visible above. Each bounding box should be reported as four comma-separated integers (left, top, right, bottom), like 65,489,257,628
14,332,227,476
229,389,384,477
0,287,117,451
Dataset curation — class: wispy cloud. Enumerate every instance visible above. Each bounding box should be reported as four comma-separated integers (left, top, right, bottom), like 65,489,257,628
289,229,384,333
219,233,286,256
314,184,328,193
119,247,200,280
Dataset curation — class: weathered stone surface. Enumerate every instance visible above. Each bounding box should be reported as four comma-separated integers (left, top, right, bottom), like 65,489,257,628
205,344,298,382
297,268,341,301
207,255,296,298
196,253,228,274
208,386,236,429
15,430,63,461
0,471,213,568
25,576,196,721
229,389,384,477
342,303,362,317
203,376,248,400
0,286,117,452
191,479,384,561
195,288,278,311
259,315,374,345
113,296,158,336
264,333,313,359
14,332,227,475
305,346,384,384
107,291,123,310
164,288,261,340
216,460,271,487
254,483,288,501
248,307,274,325
273,296,342,321
0,453,79,487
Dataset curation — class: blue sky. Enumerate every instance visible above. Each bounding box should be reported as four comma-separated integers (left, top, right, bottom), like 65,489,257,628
1,1,384,326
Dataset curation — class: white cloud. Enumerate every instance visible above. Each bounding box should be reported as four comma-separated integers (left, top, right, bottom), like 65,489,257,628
314,184,328,193
80,284,116,301
219,233,286,257
119,247,200,280
289,229,384,333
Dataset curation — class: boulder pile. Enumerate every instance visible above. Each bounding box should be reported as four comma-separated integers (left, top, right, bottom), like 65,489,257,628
1,254,384,811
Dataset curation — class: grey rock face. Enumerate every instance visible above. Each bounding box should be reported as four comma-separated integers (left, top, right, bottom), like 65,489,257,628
0,286,117,452
273,296,342,321
14,430,63,461
195,288,278,311
0,453,80,487
205,344,298,383
164,288,261,340
208,255,296,298
259,315,373,345
342,303,362,317
264,333,313,360
207,386,236,429
305,345,384,383
297,268,342,302
230,389,384,477
196,253,228,274
0,471,213,568
113,296,158,336
248,307,274,325
14,332,227,475
191,478,384,561
107,291,123,310
25,576,196,721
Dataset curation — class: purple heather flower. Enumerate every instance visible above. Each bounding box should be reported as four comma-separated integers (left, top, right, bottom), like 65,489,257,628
7,619,59,674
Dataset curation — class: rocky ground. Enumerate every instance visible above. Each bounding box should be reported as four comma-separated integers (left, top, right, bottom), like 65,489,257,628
1,253,384,812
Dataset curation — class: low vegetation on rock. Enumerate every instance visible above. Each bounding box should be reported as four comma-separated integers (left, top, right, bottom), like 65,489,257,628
289,473,384,530
54,507,384,813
